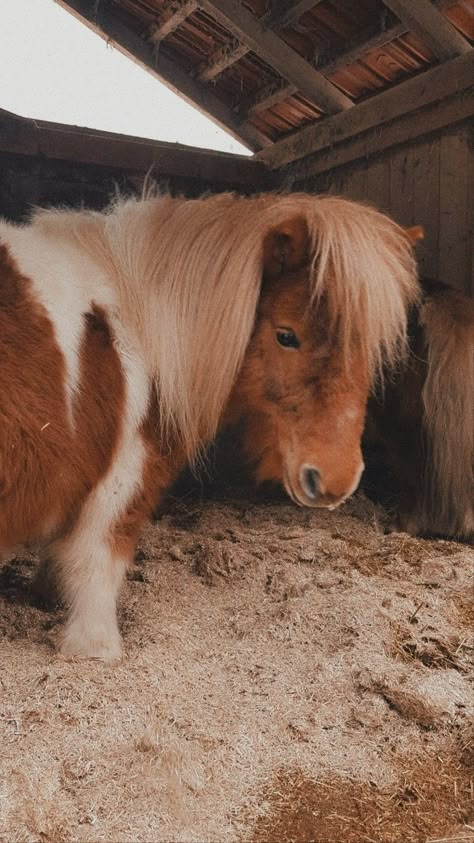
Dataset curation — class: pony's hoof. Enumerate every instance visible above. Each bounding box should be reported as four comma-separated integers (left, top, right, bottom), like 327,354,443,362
59,619,123,662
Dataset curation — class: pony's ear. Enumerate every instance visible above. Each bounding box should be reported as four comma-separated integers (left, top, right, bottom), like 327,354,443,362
262,216,310,281
404,225,425,247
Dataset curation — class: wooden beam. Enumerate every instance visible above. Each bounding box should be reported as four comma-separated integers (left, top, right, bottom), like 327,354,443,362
283,90,474,181
256,51,474,168
199,0,353,114
246,80,298,116
382,0,471,60
198,0,324,83
55,0,269,151
149,0,198,43
243,0,460,116
0,108,269,188
199,39,248,82
245,17,399,117
265,0,325,30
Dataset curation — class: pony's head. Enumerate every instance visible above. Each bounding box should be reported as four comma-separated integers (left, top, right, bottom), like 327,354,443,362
225,205,421,508
68,191,419,480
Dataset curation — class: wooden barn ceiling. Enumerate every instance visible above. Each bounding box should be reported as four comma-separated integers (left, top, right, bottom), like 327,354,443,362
57,0,473,166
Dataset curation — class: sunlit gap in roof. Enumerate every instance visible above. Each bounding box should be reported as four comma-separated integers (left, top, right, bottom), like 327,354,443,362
0,0,251,155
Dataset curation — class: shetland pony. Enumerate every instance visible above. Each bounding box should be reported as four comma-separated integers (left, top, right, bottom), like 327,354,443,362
366,276,474,540
226,226,473,541
0,193,418,659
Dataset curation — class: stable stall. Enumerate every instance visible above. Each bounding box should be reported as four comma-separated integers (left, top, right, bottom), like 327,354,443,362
0,3,473,842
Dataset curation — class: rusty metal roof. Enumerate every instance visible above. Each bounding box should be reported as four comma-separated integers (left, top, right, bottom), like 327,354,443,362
59,0,473,152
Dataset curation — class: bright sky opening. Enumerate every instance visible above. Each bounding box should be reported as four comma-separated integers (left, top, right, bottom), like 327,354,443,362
0,0,251,155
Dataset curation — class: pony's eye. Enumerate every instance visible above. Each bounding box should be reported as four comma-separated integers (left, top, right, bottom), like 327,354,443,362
276,328,300,349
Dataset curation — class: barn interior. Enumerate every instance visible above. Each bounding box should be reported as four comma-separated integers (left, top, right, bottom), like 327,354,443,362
0,2,473,842
1,0,472,293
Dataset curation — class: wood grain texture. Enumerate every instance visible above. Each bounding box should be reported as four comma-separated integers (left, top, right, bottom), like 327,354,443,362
298,122,472,296
413,137,440,280
439,129,470,291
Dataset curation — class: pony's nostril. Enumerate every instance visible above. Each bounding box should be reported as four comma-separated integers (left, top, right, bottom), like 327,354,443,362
300,465,320,500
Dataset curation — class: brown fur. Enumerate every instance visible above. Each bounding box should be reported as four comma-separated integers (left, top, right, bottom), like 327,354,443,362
0,247,123,549
262,216,310,281
226,270,369,507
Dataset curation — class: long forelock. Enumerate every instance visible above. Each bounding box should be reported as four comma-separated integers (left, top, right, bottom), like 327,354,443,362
301,196,420,382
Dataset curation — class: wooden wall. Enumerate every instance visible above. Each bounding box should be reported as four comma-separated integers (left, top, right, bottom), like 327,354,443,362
0,109,268,222
296,121,473,296
0,152,266,223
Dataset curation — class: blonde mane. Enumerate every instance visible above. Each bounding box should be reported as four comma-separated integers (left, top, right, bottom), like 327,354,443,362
32,192,419,459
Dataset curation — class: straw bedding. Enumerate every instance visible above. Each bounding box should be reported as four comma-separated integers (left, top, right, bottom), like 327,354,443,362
0,490,473,842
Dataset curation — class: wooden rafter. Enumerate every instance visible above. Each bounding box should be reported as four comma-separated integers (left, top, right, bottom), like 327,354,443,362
242,0,461,116
198,0,352,114
198,0,323,82
256,51,474,168
284,90,474,180
199,38,248,82
245,80,297,117
266,0,325,30
382,0,471,61
55,0,269,151
150,0,198,43
245,19,405,116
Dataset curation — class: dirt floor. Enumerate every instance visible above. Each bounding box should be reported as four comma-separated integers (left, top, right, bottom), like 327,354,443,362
0,489,473,843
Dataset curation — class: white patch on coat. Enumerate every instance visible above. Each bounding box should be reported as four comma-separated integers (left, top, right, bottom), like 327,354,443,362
0,221,116,425
49,334,150,660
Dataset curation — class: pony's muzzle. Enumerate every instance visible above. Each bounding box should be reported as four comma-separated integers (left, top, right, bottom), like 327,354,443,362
293,459,364,509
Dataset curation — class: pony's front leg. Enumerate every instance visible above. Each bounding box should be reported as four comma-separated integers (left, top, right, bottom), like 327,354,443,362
49,528,129,661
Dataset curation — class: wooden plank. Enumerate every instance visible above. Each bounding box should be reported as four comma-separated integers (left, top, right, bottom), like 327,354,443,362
199,0,353,114
285,88,474,180
199,40,249,82
199,0,324,83
56,0,268,151
340,162,368,203
247,80,298,116
467,129,474,296
389,146,414,227
149,0,198,42
412,137,440,280
383,0,471,60
245,0,459,117
247,22,405,117
366,156,391,214
257,51,474,168
284,163,346,195
439,129,470,291
0,109,269,188
313,168,346,195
